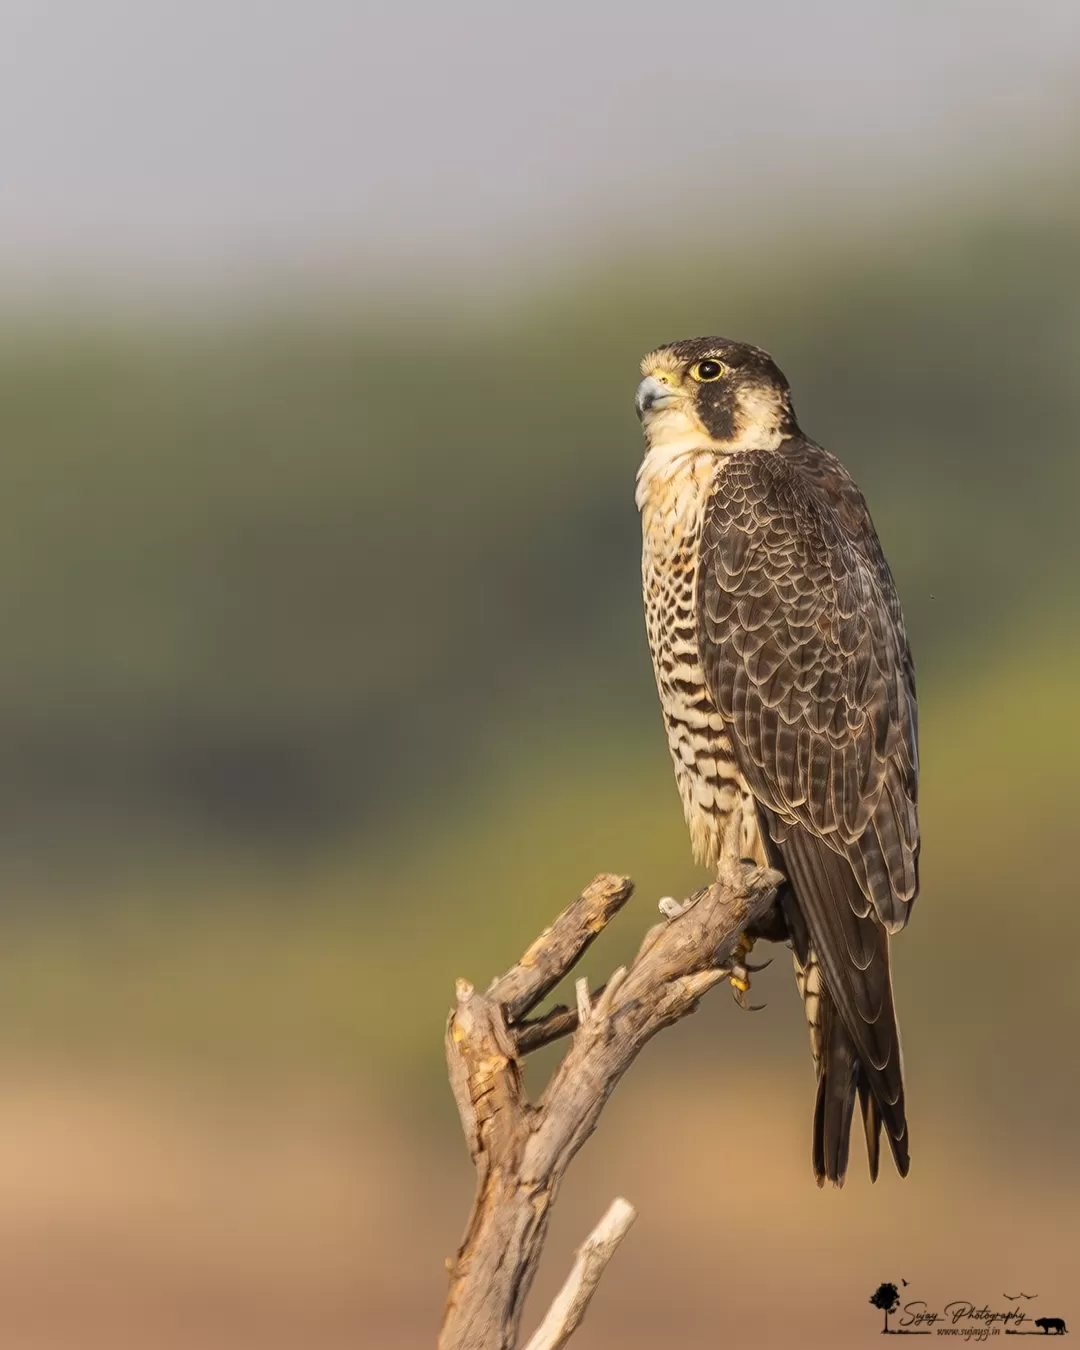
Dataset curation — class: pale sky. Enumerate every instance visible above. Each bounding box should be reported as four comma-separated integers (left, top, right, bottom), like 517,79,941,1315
0,1,1077,297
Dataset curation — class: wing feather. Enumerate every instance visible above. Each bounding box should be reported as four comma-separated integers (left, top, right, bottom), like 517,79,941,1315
698,444,919,929
697,441,917,1184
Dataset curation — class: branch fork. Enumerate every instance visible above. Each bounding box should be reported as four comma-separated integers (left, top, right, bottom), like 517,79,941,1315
439,828,782,1350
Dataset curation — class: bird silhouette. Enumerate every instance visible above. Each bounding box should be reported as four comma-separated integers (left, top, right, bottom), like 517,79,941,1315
1004,1293,1037,1301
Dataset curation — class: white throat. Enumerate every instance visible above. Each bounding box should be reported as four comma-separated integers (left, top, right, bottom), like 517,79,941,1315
635,390,787,511
635,419,718,512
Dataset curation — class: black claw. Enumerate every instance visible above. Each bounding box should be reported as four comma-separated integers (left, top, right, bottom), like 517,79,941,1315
730,984,768,1013
743,956,773,973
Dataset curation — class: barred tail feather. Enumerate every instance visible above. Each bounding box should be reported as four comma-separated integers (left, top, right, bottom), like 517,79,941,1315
779,818,910,1185
812,988,858,1185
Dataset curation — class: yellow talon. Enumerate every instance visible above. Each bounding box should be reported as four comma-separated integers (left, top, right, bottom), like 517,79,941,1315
730,932,755,990
726,933,769,1012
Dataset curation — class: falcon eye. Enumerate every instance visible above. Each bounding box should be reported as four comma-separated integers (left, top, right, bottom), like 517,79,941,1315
691,359,726,382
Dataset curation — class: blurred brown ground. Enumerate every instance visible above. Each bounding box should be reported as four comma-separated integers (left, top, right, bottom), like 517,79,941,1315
0,1063,1071,1349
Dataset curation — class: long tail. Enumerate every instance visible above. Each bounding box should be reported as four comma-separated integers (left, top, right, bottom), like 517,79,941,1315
778,822,910,1186
809,970,900,1183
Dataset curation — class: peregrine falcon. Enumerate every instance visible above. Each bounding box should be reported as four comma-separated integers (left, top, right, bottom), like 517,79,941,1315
635,337,919,1185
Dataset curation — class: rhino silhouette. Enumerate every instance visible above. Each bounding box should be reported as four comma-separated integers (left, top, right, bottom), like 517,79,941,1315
1034,1317,1067,1335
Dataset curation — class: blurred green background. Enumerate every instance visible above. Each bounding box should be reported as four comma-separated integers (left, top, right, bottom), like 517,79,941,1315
1,4,1078,1347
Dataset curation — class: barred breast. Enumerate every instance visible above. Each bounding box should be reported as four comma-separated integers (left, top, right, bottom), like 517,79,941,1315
637,448,762,868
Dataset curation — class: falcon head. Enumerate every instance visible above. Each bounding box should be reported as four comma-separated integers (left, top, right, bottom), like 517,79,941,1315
636,336,796,450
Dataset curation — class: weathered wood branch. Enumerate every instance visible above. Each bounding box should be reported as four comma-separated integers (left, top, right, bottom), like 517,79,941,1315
438,829,782,1350
520,1197,637,1350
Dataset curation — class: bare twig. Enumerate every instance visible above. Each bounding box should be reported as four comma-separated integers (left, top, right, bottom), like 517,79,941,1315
573,977,591,1027
521,1198,638,1350
489,874,635,1022
514,987,604,1055
438,820,783,1350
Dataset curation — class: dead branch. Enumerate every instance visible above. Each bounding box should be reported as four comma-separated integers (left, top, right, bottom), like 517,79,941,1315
438,827,782,1350
520,1197,637,1350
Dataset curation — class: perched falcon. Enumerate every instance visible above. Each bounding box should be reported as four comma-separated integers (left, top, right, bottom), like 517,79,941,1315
635,336,919,1186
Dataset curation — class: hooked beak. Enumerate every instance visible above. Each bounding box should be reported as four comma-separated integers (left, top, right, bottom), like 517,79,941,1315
635,373,682,420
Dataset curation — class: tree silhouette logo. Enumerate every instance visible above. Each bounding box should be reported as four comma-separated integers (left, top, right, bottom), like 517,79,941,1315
870,1282,901,1334
865,1282,1068,1335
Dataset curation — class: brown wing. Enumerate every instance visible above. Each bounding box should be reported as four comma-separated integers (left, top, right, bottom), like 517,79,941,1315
697,442,919,1182
697,443,919,929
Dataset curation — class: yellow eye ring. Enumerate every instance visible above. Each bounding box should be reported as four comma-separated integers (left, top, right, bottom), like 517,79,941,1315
691,359,726,382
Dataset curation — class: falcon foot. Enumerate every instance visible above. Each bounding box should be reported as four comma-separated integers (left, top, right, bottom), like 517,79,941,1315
728,932,769,1012
660,899,770,1009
